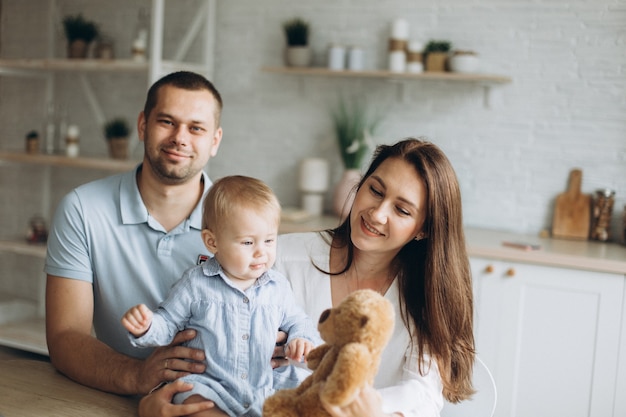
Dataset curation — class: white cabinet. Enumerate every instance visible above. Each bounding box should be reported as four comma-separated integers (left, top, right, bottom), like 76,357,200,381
471,257,624,417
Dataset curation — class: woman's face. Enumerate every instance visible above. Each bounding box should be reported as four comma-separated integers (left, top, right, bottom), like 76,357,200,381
349,157,427,256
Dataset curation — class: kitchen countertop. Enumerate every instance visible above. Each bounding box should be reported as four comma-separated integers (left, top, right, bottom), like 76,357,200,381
466,227,626,274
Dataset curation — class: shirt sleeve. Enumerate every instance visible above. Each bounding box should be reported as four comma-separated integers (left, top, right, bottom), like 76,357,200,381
274,274,323,347
130,271,195,347
44,190,93,282
379,351,444,417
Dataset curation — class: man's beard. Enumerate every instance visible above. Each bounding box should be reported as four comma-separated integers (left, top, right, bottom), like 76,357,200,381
146,147,202,185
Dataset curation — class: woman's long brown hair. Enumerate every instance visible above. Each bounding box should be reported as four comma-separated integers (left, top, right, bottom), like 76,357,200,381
328,138,475,402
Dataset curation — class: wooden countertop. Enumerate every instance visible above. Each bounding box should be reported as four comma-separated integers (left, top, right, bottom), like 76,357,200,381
0,359,138,416
466,227,626,274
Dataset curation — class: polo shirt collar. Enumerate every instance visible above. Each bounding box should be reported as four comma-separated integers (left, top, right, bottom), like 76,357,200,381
120,164,211,231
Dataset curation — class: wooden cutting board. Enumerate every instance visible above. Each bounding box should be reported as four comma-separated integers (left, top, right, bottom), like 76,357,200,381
552,168,591,240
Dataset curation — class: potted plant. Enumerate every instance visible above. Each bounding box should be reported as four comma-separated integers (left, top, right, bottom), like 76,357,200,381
283,17,312,67
330,96,384,219
104,117,130,159
424,39,452,72
62,14,99,58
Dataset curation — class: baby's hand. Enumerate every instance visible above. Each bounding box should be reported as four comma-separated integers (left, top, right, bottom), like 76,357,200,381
121,304,153,337
285,338,314,362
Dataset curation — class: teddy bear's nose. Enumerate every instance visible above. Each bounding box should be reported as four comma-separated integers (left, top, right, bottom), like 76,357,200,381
319,309,330,324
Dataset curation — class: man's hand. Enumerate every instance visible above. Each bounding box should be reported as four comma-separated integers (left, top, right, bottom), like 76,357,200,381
136,329,207,394
138,379,215,417
271,330,289,369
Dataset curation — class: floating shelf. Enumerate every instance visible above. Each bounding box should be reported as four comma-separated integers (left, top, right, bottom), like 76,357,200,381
0,240,47,259
0,59,208,75
262,66,512,84
0,151,139,172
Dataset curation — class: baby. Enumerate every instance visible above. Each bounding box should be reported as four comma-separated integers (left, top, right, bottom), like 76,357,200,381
122,175,319,417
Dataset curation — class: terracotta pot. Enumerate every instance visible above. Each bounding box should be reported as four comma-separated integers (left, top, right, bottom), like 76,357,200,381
332,169,361,221
108,137,129,159
67,40,89,59
285,46,312,67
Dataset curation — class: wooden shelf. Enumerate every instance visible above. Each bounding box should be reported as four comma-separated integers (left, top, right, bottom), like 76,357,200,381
0,240,47,259
262,66,512,84
0,58,148,73
0,151,139,172
0,58,209,76
0,318,47,356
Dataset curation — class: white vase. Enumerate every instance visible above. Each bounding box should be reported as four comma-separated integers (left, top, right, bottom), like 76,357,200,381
332,169,362,221
285,46,312,67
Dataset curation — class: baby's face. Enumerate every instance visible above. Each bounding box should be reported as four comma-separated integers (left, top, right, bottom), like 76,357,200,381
211,206,278,283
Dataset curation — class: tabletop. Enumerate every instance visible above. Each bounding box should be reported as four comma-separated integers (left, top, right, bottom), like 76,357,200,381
0,359,139,416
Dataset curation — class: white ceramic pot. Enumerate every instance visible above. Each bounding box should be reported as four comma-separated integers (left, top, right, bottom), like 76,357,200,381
449,54,479,73
285,46,312,67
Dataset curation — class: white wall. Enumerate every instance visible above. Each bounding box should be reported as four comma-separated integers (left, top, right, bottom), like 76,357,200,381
1,0,625,241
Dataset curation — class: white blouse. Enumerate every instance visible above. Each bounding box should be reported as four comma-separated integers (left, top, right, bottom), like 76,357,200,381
276,232,444,417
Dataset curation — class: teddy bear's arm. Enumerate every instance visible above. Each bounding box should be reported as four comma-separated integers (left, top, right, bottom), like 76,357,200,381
320,343,372,407
306,343,331,370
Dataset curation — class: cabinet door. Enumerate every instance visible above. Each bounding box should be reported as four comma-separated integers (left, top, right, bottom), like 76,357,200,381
471,257,624,417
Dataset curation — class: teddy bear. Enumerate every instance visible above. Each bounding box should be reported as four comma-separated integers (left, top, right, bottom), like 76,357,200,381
263,288,395,417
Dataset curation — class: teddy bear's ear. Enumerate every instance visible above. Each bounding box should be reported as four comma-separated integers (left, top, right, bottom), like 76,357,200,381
360,315,369,327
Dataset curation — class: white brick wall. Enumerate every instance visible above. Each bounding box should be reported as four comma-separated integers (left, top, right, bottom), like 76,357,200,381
1,0,625,243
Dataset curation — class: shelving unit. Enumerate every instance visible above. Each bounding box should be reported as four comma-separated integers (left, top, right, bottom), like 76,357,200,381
0,152,138,356
0,0,216,356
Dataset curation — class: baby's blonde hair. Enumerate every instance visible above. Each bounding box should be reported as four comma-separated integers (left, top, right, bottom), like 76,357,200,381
202,175,281,232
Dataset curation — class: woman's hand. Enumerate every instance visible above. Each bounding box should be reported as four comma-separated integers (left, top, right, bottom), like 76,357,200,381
136,329,206,394
138,379,215,417
321,384,400,417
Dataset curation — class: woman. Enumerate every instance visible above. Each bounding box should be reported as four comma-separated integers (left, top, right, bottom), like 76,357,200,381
138,138,475,417
274,137,475,417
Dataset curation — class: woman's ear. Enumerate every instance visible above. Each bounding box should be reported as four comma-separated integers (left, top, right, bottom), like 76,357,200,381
202,229,218,253
415,232,428,241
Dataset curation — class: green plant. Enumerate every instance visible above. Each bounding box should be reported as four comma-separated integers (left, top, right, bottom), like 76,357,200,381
283,18,309,46
103,118,130,140
62,14,99,43
424,40,452,53
331,97,384,170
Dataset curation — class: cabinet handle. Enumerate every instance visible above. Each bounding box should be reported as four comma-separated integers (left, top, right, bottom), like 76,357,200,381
485,265,494,273
506,267,516,277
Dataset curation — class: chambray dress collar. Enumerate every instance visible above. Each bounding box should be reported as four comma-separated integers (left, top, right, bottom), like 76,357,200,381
201,256,273,289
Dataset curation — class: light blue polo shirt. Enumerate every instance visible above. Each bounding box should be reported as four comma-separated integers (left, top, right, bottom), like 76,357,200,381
45,165,212,358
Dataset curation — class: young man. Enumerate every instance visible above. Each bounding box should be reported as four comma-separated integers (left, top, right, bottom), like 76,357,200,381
45,72,222,409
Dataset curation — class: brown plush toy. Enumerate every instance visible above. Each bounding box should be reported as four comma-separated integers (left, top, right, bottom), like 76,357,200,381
263,289,395,417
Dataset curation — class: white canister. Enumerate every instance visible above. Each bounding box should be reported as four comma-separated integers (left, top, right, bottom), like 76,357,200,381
347,46,364,71
390,18,409,41
65,124,80,158
388,50,406,73
328,44,346,71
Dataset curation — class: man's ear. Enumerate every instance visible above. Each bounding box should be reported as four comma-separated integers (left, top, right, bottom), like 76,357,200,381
137,111,146,142
202,229,218,253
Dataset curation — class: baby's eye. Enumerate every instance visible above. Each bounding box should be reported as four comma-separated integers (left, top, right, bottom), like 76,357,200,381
265,238,275,244
241,240,253,246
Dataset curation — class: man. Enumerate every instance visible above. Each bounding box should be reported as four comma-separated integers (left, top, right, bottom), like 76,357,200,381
45,72,221,411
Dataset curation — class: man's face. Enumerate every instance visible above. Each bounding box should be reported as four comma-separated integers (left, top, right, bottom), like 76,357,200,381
138,85,222,184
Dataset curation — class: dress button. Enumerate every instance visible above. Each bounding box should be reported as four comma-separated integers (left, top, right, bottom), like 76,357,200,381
241,372,248,380
242,333,249,340
243,297,249,304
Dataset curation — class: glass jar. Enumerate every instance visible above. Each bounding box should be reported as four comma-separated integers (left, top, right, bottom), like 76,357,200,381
590,188,615,241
